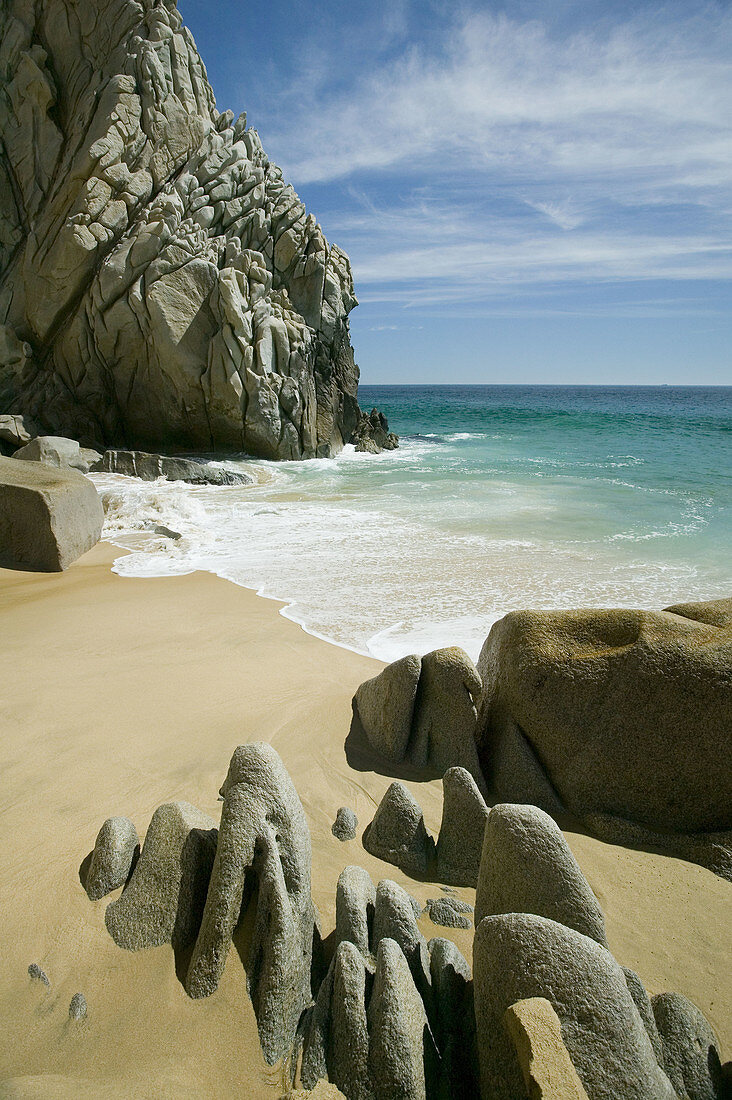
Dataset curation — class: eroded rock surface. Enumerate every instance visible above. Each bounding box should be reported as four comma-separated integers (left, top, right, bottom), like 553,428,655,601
0,0,395,460
85,815,139,901
363,782,434,878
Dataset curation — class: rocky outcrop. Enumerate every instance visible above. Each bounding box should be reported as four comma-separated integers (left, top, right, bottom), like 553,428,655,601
354,647,484,789
352,408,399,454
0,455,103,570
0,0,395,460
652,992,726,1100
185,743,315,1065
84,816,139,901
476,602,732,873
96,448,252,484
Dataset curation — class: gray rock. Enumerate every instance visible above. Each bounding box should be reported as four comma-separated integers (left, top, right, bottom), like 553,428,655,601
335,865,375,957
152,524,182,541
354,655,421,763
429,938,478,1099
372,880,432,1016
105,801,217,952
185,743,315,1065
68,993,87,1021
96,449,253,486
424,897,472,930
0,456,103,571
409,647,484,787
473,912,676,1100
85,816,139,901
367,938,434,1100
328,942,372,1100
363,782,434,878
0,1,395,460
623,968,665,1065
13,436,101,473
353,408,399,453
435,766,489,887
332,806,358,842
474,803,608,947
27,963,49,987
0,414,37,450
476,604,732,872
652,992,725,1100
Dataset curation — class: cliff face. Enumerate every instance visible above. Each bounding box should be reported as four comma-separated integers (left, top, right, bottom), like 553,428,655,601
0,0,384,459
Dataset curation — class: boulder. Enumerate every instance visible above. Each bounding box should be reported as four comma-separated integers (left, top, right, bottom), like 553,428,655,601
13,436,101,473
324,942,373,1100
473,912,676,1100
363,782,435,878
372,880,432,1015
332,806,358,842
476,603,732,867
0,456,103,571
353,408,399,453
0,0,395,460
105,801,217,952
335,865,376,957
367,938,434,1100
503,997,589,1100
428,938,478,1099
424,897,473,930
85,816,139,901
185,743,315,1065
354,655,422,763
435,766,489,887
652,992,726,1100
474,803,608,947
410,647,484,785
96,449,253,486
0,414,37,450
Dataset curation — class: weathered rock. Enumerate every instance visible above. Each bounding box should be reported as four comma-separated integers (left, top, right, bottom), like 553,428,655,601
27,963,49,987
354,655,421,763
428,937,478,1099
623,968,665,1065
367,938,434,1100
474,803,608,947
328,942,373,1100
473,912,676,1100
13,436,101,473
363,782,434,878
335,865,375,957
353,408,399,453
652,992,725,1100
96,449,252,485
0,456,103,571
85,816,139,901
105,801,217,951
332,806,358,842
435,766,489,887
0,0,395,460
372,880,432,1015
410,647,484,783
424,897,473,930
476,604,732,871
0,414,37,450
68,993,87,1021
185,743,315,1065
503,997,590,1100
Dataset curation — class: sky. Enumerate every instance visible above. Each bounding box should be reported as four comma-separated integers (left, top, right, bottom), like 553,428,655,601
178,0,732,385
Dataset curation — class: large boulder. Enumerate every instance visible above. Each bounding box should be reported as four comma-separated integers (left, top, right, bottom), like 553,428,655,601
474,803,608,947
185,743,315,1065
477,603,732,868
13,436,101,473
0,456,103,571
95,449,252,485
473,912,676,1100
0,0,395,460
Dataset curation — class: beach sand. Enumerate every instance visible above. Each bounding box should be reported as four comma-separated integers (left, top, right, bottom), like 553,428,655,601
0,543,728,1098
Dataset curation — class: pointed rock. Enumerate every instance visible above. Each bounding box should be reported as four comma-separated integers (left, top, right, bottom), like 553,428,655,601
354,655,421,763
363,782,434,878
372,880,432,1016
335,865,376,957
85,816,139,901
475,803,608,948
503,997,589,1100
436,766,489,887
623,968,665,1065
429,937,479,1098
410,647,484,787
652,992,726,1100
368,938,434,1100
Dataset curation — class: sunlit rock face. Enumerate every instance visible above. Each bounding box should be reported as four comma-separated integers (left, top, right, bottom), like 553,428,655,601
0,0,372,458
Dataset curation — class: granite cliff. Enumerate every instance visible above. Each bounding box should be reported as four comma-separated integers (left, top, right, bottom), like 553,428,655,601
0,0,395,458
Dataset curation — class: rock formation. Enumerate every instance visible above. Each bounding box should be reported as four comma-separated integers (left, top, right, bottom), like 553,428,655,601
185,743,316,1065
652,992,726,1100
0,0,395,460
84,815,139,901
503,997,590,1100
96,448,252,484
435,766,489,887
362,782,435,878
424,897,473,930
0,455,103,570
13,436,101,472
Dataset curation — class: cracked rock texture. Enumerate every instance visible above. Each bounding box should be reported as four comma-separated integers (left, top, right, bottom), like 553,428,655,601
0,0,392,459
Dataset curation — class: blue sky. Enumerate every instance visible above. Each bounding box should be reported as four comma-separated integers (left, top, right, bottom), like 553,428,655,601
178,0,731,384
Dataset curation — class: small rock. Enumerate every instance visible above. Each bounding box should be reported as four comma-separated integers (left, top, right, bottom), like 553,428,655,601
363,781,434,877
27,963,49,987
152,524,182,540
332,806,358,842
85,816,139,901
425,897,473,930
69,992,87,1020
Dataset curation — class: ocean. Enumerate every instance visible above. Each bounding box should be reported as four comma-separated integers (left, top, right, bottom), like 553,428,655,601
93,385,731,662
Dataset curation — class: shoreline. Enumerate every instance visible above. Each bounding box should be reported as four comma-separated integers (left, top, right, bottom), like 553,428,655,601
0,544,729,1096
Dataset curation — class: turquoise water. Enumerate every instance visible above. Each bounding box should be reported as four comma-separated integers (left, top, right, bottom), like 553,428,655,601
94,385,731,661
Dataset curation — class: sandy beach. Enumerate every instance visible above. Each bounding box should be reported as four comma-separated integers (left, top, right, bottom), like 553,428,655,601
0,543,729,1098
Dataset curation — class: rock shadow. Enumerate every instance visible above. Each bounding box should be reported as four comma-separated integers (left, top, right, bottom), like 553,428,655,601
345,706,443,784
